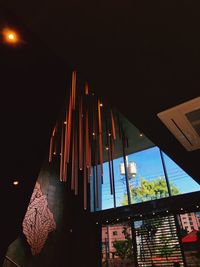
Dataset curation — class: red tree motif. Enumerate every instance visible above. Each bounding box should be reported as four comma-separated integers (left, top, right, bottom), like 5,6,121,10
23,182,56,255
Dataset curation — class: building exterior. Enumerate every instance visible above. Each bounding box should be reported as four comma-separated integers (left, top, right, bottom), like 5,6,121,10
179,213,200,233
102,224,132,258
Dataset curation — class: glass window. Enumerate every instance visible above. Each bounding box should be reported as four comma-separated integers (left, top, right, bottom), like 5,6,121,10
162,152,200,196
124,146,168,204
101,163,115,210
113,231,118,236
94,145,200,211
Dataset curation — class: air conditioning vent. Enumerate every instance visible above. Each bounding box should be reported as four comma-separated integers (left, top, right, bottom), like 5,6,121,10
157,97,200,151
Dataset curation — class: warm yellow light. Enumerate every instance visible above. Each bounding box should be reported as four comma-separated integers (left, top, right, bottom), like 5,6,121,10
8,33,15,40
2,28,21,45
13,181,19,186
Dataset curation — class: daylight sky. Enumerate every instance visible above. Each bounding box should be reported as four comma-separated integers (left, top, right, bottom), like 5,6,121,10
101,146,200,210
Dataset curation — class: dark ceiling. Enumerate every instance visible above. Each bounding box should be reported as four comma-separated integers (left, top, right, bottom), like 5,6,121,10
0,0,199,258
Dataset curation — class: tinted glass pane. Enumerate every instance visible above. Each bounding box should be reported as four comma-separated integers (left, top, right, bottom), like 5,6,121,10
163,153,200,195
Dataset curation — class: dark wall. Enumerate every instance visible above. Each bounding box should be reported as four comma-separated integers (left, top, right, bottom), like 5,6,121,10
6,159,101,267
0,6,68,265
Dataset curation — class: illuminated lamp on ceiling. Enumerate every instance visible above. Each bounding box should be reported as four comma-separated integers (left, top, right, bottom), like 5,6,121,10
1,27,22,46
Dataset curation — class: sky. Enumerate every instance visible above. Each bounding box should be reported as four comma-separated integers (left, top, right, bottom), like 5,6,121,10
101,146,200,210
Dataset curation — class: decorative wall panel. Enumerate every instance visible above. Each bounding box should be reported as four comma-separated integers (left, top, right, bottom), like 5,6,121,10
23,182,56,255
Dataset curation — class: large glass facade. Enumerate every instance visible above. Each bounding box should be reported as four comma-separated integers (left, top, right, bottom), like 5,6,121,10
163,153,200,196
92,145,200,211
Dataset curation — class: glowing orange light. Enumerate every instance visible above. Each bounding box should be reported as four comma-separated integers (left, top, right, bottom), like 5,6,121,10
2,28,21,45
13,181,19,186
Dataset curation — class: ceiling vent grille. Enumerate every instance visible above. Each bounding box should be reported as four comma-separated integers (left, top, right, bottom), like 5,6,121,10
157,97,200,151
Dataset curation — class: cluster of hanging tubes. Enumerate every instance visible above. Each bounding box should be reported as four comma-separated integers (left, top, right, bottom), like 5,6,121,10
49,71,129,210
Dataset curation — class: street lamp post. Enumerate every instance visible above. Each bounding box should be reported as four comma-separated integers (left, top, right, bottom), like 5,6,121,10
120,156,137,205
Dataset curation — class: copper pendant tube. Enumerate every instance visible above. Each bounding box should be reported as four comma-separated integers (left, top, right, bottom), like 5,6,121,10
105,113,113,195
71,118,75,191
66,93,72,163
72,71,76,110
110,109,116,140
92,102,97,140
59,122,64,181
84,151,87,210
85,110,89,168
97,100,103,181
110,135,116,208
63,88,69,181
49,125,56,162
117,111,122,139
85,110,91,183
63,94,71,181
107,145,113,195
74,128,78,195
85,81,89,95
79,97,83,170
53,126,57,155
88,140,91,183
53,135,57,156
122,131,131,205
95,145,99,209
48,136,53,163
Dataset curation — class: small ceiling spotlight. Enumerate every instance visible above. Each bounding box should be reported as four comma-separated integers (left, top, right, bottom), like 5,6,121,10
106,220,108,223
2,27,21,46
92,132,95,136
180,208,183,211
139,133,143,137
196,205,199,208
128,216,131,220
140,214,142,217
166,210,169,213
108,133,111,136
64,121,67,124
105,146,109,151
153,212,155,215
13,180,19,186
116,218,119,221
96,222,99,225
100,103,103,107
